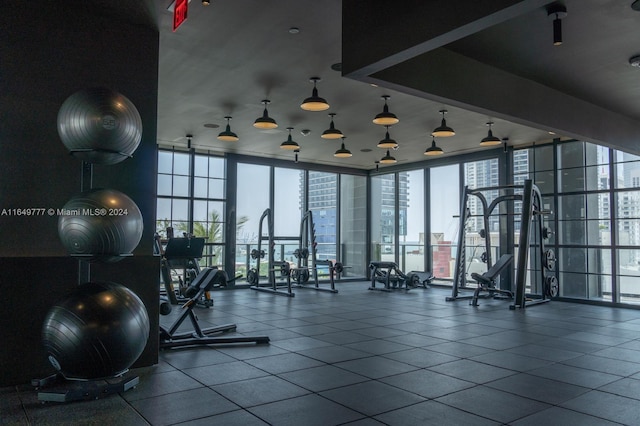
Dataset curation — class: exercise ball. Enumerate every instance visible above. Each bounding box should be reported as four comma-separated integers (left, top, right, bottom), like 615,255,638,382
57,188,143,262
42,281,150,380
57,88,142,165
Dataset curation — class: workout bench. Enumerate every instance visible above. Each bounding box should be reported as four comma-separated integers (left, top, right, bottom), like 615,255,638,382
470,254,514,306
369,261,434,291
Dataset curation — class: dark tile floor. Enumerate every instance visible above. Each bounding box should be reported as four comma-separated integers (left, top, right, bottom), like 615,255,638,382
4,282,640,425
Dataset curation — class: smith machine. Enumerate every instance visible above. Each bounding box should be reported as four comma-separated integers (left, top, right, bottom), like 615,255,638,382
247,209,344,297
446,179,558,308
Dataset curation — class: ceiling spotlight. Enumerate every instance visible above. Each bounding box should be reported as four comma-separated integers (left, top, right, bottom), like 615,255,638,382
547,4,567,46
377,125,398,149
480,121,501,146
372,95,399,126
301,77,330,111
375,161,380,171
629,55,640,68
380,149,397,164
432,109,455,137
334,137,352,158
424,137,444,156
280,127,300,150
217,116,238,142
321,113,344,139
254,99,278,129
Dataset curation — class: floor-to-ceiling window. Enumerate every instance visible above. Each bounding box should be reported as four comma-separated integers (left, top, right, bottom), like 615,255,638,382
340,174,367,277
156,149,226,268
401,170,425,272
430,164,459,280
371,173,396,262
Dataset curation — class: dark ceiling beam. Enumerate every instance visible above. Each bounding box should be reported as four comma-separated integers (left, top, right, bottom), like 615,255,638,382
342,0,550,78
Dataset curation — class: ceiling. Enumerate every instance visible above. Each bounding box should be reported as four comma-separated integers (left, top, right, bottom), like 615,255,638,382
153,0,640,170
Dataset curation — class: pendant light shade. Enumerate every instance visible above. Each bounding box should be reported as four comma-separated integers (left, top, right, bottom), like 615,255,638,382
253,99,278,129
480,121,501,146
321,113,344,139
424,137,444,156
432,109,455,137
372,95,399,126
377,125,398,149
300,77,329,111
334,137,352,158
280,127,299,150
217,116,239,142
380,149,397,164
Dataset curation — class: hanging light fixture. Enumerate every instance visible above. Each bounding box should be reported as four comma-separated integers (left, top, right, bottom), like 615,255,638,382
202,0,210,5
300,77,329,111
480,121,501,146
424,136,444,156
334,137,352,158
377,125,398,149
253,99,278,129
280,127,299,150
547,4,567,46
380,150,397,164
217,116,239,142
372,95,399,126
375,161,380,172
321,113,344,139
432,109,455,137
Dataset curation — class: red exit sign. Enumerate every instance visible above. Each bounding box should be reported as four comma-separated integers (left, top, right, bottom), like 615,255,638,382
173,0,188,32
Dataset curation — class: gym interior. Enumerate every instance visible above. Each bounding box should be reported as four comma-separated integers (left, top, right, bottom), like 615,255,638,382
3,1,640,425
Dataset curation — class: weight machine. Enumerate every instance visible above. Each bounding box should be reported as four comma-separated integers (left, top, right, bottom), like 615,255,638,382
446,179,557,308
247,208,294,297
291,210,340,293
369,261,435,291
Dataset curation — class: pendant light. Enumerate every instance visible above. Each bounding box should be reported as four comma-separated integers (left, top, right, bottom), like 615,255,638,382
480,121,501,146
334,137,352,158
380,149,397,164
424,136,444,156
321,113,344,139
280,127,299,150
372,95,399,126
377,125,398,149
547,4,567,46
217,116,239,142
253,99,278,129
300,77,329,111
432,109,455,137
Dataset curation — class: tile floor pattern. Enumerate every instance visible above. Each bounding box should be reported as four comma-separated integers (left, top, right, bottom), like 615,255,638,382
5,283,640,425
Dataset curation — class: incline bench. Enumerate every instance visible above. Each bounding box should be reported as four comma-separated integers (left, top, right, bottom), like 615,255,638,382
470,254,514,306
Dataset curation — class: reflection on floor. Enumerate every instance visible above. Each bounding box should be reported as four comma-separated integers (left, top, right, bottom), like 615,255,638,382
5,283,640,425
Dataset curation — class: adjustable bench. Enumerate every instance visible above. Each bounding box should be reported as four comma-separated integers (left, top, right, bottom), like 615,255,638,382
470,254,514,306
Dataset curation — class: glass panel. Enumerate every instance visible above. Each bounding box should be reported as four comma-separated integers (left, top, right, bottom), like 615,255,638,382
617,219,640,245
193,177,208,198
193,200,208,222
156,198,172,236
157,151,173,174
308,171,337,259
194,156,209,177
558,271,588,299
371,173,396,262
274,168,304,236
585,142,609,167
209,157,225,179
172,176,189,197
557,220,586,245
533,144,554,171
430,164,459,280
558,194,585,220
559,167,584,192
173,152,190,175
616,150,640,163
400,170,425,273
236,163,270,245
157,174,172,196
340,174,367,278
208,178,224,198
534,170,555,194
172,199,189,222
618,248,640,304
558,141,584,169
586,165,609,191
614,158,640,189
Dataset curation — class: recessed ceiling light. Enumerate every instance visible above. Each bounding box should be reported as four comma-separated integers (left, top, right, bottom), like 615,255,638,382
548,131,556,135
629,55,640,67
331,63,342,72
204,123,220,129
360,148,372,153
632,0,640,11
288,27,300,34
